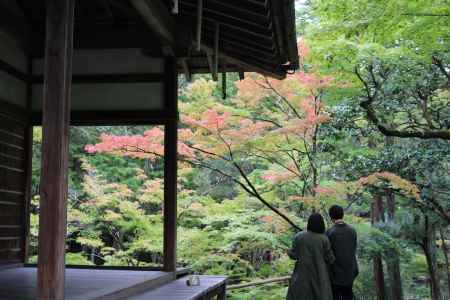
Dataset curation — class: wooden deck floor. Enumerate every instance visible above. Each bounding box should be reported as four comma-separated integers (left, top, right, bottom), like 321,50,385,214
0,267,174,300
129,275,227,300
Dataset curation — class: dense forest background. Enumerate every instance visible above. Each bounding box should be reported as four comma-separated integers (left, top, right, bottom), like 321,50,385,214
29,0,449,299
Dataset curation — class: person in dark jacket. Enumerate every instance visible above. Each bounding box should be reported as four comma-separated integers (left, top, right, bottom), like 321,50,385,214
286,213,335,300
326,205,359,300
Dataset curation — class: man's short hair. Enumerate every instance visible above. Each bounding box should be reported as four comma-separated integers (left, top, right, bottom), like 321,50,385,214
329,205,344,220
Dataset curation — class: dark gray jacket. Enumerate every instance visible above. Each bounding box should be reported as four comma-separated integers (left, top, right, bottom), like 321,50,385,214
326,223,359,286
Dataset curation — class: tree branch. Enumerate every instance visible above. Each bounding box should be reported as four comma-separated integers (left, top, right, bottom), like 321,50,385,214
355,66,450,140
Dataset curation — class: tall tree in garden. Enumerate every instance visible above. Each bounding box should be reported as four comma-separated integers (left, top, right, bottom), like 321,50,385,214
306,0,449,141
385,190,403,300
371,193,386,300
302,1,449,298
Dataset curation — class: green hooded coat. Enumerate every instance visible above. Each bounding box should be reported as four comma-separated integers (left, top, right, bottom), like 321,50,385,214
286,231,335,300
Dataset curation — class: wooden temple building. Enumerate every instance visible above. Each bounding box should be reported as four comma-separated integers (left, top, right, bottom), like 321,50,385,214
0,0,298,299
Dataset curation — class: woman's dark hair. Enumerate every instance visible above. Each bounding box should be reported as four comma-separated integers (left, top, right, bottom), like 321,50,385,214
329,205,344,220
307,213,326,234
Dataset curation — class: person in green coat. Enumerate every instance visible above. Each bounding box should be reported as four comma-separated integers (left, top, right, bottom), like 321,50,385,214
286,213,335,300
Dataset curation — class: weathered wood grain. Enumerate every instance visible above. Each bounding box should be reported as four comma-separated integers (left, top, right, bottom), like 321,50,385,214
0,267,177,300
37,0,75,299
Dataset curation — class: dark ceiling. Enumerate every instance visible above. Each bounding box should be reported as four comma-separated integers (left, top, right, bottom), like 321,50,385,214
2,0,298,78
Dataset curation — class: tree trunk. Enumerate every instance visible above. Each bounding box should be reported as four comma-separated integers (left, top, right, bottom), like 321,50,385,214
421,215,442,300
439,227,450,298
372,194,386,300
386,191,404,300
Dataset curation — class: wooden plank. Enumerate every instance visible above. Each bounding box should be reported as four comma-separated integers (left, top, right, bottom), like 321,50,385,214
37,1,75,299
0,226,23,238
0,236,22,250
0,131,25,149
0,142,25,162
163,58,178,272
0,203,22,217
202,26,275,51
0,250,22,261
0,267,180,300
0,118,26,137
0,154,25,171
0,189,24,203
0,99,28,124
129,275,227,300
0,58,28,82
0,216,23,226
182,0,270,21
203,37,278,64
197,15,273,41
202,34,277,58
0,167,26,191
200,44,285,79
180,1,270,31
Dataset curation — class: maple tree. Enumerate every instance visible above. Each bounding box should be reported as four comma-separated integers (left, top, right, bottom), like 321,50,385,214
86,43,335,231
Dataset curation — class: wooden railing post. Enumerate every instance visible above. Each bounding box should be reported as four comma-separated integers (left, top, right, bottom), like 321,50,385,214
37,0,74,299
163,58,178,272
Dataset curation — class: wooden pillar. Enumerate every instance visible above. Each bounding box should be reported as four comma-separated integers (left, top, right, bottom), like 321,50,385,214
37,1,74,299
163,58,178,272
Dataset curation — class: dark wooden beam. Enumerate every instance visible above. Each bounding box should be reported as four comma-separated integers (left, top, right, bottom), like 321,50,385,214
23,54,33,264
205,51,217,81
179,66,241,74
0,1,29,46
129,0,176,50
31,73,165,84
196,0,203,51
200,44,284,79
202,25,275,51
182,0,270,21
213,23,219,82
0,100,28,124
31,110,175,126
98,0,114,22
180,1,270,31
239,70,245,80
195,15,273,41
31,23,162,58
202,36,278,63
163,58,178,272
180,58,192,82
284,0,300,69
222,72,227,99
37,1,74,299
269,0,285,62
0,59,28,82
